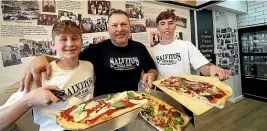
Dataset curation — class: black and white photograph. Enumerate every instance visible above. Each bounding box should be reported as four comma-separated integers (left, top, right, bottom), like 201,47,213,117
221,28,227,33
32,40,53,56
150,31,162,47
145,15,156,28
223,34,227,38
130,20,146,33
19,39,34,58
126,3,144,19
175,32,183,40
0,44,22,67
220,58,230,69
216,28,220,34
236,58,239,63
221,39,224,45
217,38,220,44
81,16,107,33
226,33,231,38
42,0,56,13
227,27,232,33
225,39,232,44
2,1,39,21
37,14,57,25
58,10,81,26
227,44,234,49
92,36,109,44
88,0,110,15
230,49,234,55
176,16,187,28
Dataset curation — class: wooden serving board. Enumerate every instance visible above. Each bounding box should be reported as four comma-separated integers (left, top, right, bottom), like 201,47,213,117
152,75,233,116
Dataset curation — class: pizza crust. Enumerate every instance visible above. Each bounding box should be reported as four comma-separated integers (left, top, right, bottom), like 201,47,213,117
153,75,233,109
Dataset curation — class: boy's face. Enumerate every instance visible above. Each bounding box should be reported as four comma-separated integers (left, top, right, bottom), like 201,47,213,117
52,33,82,60
157,18,176,40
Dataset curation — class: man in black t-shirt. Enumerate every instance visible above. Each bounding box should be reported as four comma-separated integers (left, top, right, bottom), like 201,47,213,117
20,11,158,97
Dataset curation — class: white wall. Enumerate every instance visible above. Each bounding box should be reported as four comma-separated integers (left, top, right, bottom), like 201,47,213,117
237,1,267,28
217,0,247,14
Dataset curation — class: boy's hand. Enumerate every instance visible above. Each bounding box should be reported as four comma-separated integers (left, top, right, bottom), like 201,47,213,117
19,56,52,92
23,86,61,107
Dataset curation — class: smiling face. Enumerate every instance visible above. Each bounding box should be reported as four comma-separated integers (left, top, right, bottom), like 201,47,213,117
108,13,130,47
157,18,176,40
52,33,82,60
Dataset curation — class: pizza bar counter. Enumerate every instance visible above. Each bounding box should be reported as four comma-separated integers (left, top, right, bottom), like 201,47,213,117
82,90,195,131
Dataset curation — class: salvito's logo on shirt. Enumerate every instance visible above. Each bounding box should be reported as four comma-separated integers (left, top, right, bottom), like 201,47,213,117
110,57,140,71
64,77,94,99
156,53,181,65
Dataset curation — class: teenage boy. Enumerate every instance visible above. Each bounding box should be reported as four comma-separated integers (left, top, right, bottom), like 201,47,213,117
0,20,95,131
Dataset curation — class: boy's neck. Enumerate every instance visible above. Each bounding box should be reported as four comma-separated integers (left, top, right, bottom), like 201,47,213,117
160,38,175,45
56,58,79,70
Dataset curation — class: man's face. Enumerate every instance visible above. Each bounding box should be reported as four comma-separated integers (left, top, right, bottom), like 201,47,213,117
108,14,130,46
52,33,82,60
157,18,176,40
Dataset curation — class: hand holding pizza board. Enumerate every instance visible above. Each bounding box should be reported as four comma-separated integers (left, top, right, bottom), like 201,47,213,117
152,75,233,116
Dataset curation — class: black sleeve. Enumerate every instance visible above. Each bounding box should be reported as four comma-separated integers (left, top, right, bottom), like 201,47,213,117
141,44,157,72
79,44,97,63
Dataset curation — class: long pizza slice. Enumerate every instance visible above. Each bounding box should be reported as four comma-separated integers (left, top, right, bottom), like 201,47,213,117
156,75,232,109
140,93,190,131
56,91,148,130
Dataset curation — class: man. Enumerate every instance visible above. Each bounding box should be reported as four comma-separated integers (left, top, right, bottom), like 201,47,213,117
150,10,231,126
20,10,157,98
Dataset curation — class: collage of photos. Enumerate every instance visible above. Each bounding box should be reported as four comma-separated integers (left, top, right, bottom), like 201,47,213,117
145,15,156,28
126,2,144,19
81,16,107,33
0,44,22,67
42,0,56,13
216,27,239,75
92,36,110,44
150,31,162,47
1,0,39,21
58,10,81,26
88,0,110,15
130,20,146,33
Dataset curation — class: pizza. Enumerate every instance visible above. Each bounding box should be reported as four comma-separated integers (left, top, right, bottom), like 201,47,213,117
139,93,190,131
56,91,148,130
156,75,232,108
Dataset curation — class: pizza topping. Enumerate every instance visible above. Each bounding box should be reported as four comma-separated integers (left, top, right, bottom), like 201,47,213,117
172,111,181,118
134,96,144,100
69,104,87,122
174,117,184,125
104,95,111,101
127,92,135,99
85,101,98,109
181,83,188,90
112,102,126,108
159,105,167,111
164,127,173,131
129,99,148,105
146,106,154,115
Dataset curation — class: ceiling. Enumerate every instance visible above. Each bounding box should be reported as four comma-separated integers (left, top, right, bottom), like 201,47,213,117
159,0,224,9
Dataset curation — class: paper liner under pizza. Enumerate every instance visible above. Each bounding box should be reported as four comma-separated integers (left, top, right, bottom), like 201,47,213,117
56,91,148,130
139,93,190,131
153,75,233,115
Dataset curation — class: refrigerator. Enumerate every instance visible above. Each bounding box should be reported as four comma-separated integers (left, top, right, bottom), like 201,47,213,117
238,25,267,101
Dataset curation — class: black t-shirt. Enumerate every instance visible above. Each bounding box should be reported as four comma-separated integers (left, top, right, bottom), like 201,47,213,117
79,39,156,96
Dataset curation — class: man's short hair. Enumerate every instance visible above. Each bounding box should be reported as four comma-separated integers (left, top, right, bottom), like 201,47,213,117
156,11,176,25
52,20,82,40
107,9,129,23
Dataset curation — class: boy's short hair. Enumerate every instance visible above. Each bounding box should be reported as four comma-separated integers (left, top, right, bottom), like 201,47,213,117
156,11,176,25
52,20,82,40
108,9,129,23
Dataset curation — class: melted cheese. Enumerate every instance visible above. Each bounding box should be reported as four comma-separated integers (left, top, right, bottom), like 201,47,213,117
85,101,98,109
108,92,128,103
129,99,148,105
87,106,115,120
199,92,211,96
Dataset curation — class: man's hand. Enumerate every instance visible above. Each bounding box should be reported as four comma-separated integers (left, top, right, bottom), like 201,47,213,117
19,56,52,92
23,86,61,107
209,65,231,81
142,73,155,89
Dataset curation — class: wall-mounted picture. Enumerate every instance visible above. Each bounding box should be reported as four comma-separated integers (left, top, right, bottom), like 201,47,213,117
227,27,232,33
150,31,162,47
130,20,146,33
58,10,81,25
227,44,234,49
126,2,144,19
176,16,187,28
37,14,57,25
2,0,39,21
145,15,156,28
42,0,56,13
225,39,232,44
221,28,227,33
81,16,107,33
0,44,22,67
92,36,109,44
88,0,110,15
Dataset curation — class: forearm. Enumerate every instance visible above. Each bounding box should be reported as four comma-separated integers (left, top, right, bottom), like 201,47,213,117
147,69,158,80
199,63,213,76
0,98,32,131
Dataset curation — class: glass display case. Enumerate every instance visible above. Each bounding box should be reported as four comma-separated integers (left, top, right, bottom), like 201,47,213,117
238,26,267,101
